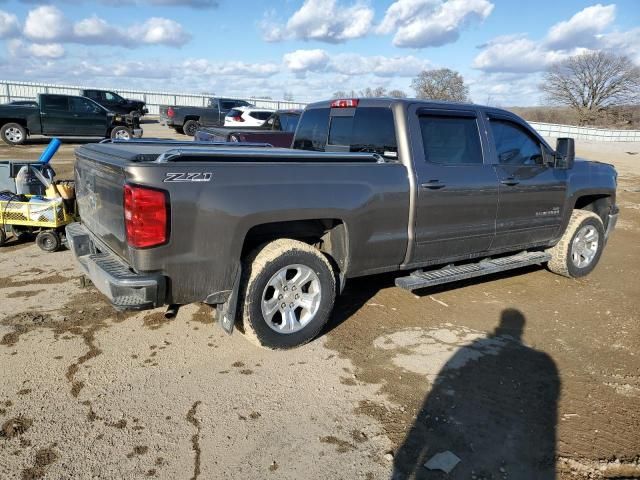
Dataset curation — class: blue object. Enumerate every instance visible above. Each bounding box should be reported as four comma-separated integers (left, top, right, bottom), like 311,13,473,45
39,138,61,164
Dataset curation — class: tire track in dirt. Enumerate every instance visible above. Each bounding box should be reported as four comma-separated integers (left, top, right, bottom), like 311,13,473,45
186,401,202,480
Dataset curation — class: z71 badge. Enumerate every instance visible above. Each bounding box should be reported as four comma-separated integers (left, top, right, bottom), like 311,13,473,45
164,172,212,183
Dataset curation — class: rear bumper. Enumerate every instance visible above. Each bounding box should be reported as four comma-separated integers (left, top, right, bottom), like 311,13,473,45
65,222,165,310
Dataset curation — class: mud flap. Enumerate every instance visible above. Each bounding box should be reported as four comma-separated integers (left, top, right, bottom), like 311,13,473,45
216,267,241,335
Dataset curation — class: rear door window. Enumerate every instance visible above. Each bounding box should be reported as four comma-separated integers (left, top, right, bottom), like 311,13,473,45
279,113,300,132
419,114,483,165
41,96,69,112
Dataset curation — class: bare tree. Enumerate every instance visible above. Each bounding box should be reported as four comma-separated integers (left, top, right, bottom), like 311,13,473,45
541,51,640,124
388,89,408,98
411,68,469,102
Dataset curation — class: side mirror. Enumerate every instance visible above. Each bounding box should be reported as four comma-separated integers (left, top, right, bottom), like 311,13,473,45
555,138,575,169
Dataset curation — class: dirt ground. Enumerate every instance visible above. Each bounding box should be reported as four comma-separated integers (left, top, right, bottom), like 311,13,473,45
1,121,639,479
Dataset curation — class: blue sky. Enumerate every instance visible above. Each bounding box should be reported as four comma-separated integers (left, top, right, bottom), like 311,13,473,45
0,0,638,105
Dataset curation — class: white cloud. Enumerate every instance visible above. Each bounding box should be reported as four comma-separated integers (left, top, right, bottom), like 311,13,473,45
330,53,431,77
264,0,374,43
473,4,637,73
545,3,615,49
21,5,189,48
73,16,124,44
182,59,280,77
0,9,19,38
473,35,585,73
24,5,70,42
131,17,190,46
7,39,65,59
283,49,330,73
377,0,494,48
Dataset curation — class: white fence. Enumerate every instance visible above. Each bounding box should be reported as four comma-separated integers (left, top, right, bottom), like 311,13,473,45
529,121,640,142
0,80,307,115
2,80,639,142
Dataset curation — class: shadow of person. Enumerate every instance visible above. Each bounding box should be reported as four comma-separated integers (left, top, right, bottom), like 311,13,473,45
392,309,560,479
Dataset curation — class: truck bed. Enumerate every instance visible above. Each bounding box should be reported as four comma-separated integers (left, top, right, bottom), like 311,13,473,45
74,141,410,305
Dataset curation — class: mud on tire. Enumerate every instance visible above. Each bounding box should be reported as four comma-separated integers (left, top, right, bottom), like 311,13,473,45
546,210,605,278
238,239,336,350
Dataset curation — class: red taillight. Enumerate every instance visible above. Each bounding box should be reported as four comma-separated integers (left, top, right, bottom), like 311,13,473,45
331,98,359,108
124,184,168,248
167,107,175,118
231,115,244,122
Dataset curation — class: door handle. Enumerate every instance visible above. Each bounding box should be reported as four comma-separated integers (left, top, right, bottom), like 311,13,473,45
421,180,446,190
500,178,520,186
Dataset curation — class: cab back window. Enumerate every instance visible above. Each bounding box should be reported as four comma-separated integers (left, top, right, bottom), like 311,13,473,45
293,108,330,151
294,106,397,156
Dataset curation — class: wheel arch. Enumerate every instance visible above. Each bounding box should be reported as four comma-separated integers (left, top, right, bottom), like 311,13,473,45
240,219,349,292
573,193,614,226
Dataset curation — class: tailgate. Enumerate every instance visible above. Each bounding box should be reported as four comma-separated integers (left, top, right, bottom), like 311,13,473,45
159,105,170,121
75,154,130,261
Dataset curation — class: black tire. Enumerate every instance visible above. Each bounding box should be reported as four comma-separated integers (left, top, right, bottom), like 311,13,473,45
0,228,6,246
183,120,199,137
36,231,61,252
546,210,605,278
174,127,184,135
110,126,132,140
238,239,336,349
1,122,27,145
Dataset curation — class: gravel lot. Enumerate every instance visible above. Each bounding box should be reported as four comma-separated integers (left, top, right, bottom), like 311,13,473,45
1,120,639,479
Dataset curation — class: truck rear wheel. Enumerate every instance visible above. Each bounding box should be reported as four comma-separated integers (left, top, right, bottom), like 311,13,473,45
546,210,605,278
183,120,199,137
1,123,27,146
238,239,336,349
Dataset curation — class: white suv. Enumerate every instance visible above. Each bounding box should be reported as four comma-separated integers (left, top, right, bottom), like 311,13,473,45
224,106,275,127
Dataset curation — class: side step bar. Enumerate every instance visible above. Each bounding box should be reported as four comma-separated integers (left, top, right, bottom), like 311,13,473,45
395,251,551,291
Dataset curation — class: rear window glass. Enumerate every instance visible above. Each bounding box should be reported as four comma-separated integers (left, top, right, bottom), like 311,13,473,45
41,96,68,112
226,109,244,118
294,107,397,156
293,108,330,151
328,107,397,156
250,111,273,121
419,115,483,164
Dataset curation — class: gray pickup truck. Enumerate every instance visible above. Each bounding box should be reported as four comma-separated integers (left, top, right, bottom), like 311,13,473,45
67,98,618,349
159,98,252,136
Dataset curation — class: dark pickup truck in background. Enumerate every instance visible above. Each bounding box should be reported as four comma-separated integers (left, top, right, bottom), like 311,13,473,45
81,89,148,117
194,109,302,147
67,98,618,350
159,97,252,136
0,94,142,145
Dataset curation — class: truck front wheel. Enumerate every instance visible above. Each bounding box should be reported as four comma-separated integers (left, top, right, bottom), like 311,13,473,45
110,126,132,140
1,123,27,146
546,210,605,278
238,239,336,349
